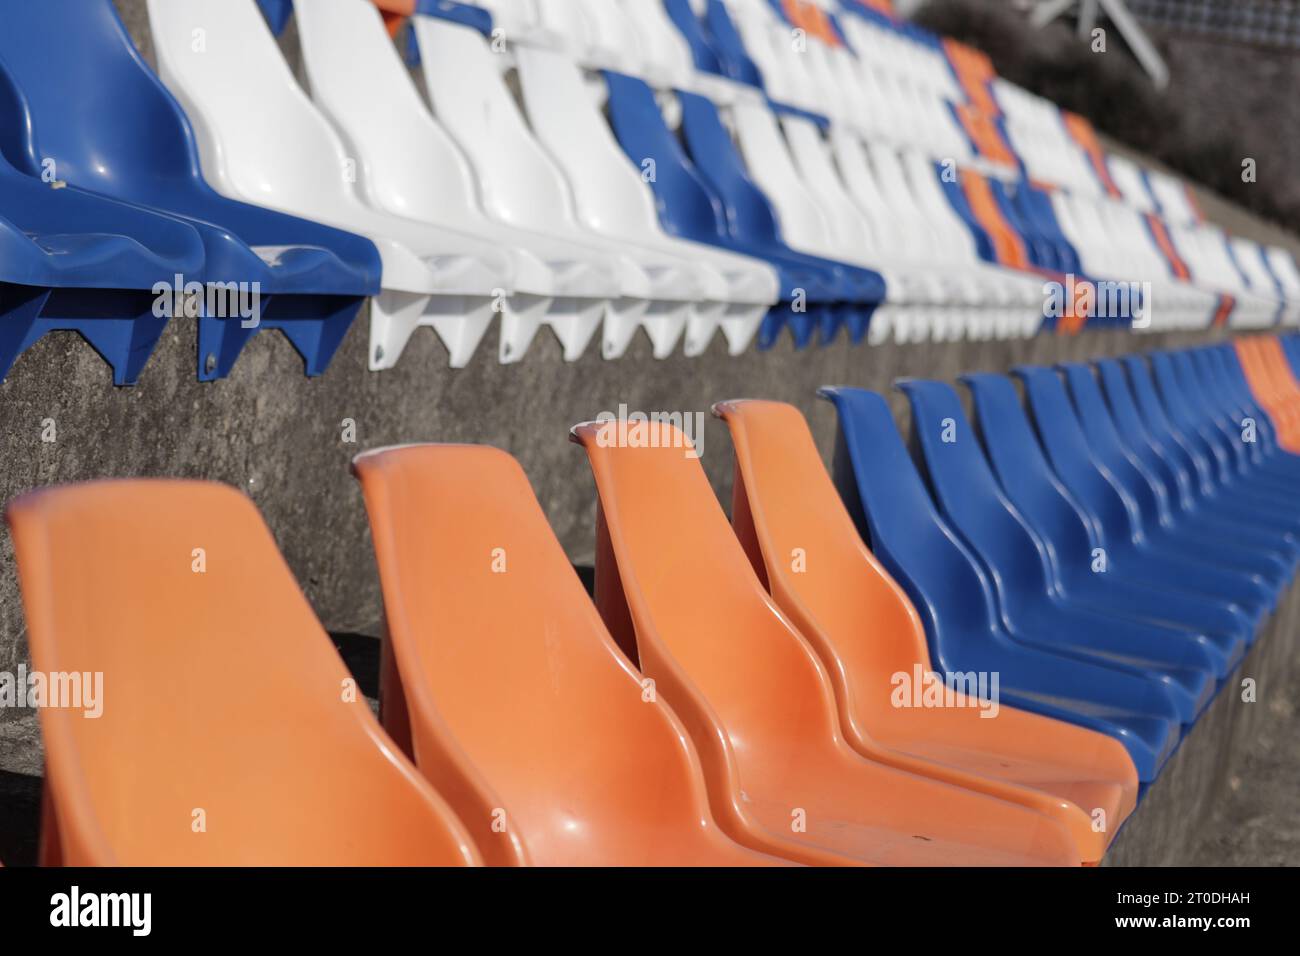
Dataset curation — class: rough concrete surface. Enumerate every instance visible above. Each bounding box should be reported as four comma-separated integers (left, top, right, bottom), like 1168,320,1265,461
0,0,1297,866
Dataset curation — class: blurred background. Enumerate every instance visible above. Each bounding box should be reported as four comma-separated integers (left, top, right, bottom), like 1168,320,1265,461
909,0,1300,239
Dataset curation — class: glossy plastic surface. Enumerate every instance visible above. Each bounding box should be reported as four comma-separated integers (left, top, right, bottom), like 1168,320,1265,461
715,398,1138,861
0,0,383,380
146,0,516,373
5,480,480,866
900,378,1217,724
819,386,1181,782
0,146,204,384
571,418,1080,865
966,369,1254,663
352,443,784,866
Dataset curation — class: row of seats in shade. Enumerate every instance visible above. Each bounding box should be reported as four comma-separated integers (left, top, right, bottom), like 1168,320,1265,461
4,0,1297,388
9,333,1298,867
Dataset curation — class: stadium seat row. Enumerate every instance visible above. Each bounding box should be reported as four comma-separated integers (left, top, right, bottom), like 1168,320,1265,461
8,333,1298,866
3,0,1297,385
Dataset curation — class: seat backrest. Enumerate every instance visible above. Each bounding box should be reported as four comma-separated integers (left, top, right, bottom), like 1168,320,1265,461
1096,357,1195,508
514,46,666,241
601,73,729,244
1123,354,1219,488
1015,365,1143,546
572,0,644,70
829,132,921,258
1060,362,1171,523
662,0,727,76
0,0,204,203
5,480,478,866
960,169,1029,270
294,0,482,223
866,142,947,256
897,379,1054,609
570,418,843,792
728,99,837,256
962,372,1102,564
412,16,581,232
1205,345,1274,445
533,0,602,63
353,445,725,866
704,0,767,87
781,114,878,258
1104,154,1155,212
1146,169,1199,226
1230,237,1284,300
714,399,935,718
1265,247,1300,300
1186,349,1261,459
901,149,979,262
616,0,697,88
817,387,1002,665
1150,350,1220,442
679,90,786,246
146,0,361,212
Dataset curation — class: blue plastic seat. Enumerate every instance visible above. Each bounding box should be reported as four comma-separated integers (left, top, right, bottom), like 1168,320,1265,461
0,138,205,383
1136,354,1299,527
1187,347,1300,490
676,90,885,346
0,0,382,380
1013,364,1275,621
626,0,884,349
1095,356,1300,563
1283,334,1300,377
1152,351,1289,499
819,386,1181,783
1058,361,1292,589
963,371,1253,664
898,378,1217,723
1206,344,1300,482
603,70,874,349
1167,350,1297,497
664,0,765,90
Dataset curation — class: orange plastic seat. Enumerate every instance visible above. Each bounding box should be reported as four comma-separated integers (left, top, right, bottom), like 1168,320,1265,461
571,419,1079,866
352,445,784,866
6,480,479,866
715,399,1140,862
1258,337,1300,446
1238,337,1300,448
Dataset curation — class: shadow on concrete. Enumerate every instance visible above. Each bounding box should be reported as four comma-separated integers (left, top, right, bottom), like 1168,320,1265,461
0,768,41,867
329,632,381,704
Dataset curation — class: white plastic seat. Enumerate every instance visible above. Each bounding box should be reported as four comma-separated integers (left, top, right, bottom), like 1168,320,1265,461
530,0,599,61
1052,192,1218,330
1146,169,1200,226
1265,246,1300,325
725,99,835,262
413,16,706,359
782,115,950,343
614,0,697,90
1229,236,1287,324
896,149,1046,323
146,0,518,371
293,0,631,364
513,45,779,355
1164,222,1270,328
475,0,562,48
869,140,1043,339
722,94,915,344
1106,154,1158,213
